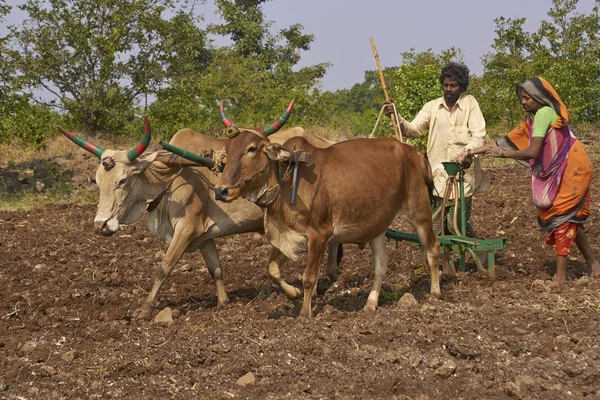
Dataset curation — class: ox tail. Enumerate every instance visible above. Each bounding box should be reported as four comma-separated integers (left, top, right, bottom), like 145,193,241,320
421,152,434,201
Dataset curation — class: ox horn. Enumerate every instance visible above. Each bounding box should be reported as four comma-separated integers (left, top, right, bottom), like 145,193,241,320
263,99,295,136
58,115,151,160
219,101,240,138
125,115,151,161
58,126,106,158
159,141,220,171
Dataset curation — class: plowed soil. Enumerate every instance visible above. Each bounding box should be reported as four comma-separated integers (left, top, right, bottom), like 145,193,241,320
1,164,600,399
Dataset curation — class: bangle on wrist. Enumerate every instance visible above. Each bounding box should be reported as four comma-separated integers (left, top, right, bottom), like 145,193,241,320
500,149,506,158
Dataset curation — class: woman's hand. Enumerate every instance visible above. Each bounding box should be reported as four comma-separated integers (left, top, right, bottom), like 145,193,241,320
485,145,505,158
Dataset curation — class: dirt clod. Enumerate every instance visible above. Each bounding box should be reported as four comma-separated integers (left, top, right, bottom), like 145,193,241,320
1,165,600,398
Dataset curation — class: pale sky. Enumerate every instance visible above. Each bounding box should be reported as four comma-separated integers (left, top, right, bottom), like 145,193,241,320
255,0,597,91
5,0,598,93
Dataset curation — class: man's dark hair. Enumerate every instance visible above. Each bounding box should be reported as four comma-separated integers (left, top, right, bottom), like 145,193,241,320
440,62,470,91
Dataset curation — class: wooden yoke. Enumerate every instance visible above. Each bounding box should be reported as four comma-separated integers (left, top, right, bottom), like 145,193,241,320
370,37,402,142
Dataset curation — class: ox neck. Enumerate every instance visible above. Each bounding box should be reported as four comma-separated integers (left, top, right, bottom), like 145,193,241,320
253,159,287,208
254,159,298,208
141,163,183,206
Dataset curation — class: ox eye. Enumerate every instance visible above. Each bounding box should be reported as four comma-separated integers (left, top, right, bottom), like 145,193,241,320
117,178,127,187
247,146,257,154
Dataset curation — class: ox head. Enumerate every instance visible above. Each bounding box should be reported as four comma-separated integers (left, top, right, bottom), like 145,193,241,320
59,116,157,235
213,100,295,203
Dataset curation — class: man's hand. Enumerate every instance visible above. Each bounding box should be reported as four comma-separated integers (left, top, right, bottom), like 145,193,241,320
383,100,395,117
452,149,473,169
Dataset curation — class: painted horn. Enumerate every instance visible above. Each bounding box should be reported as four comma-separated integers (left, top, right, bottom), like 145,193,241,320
125,115,151,161
58,126,106,158
263,99,295,136
159,141,219,171
219,101,240,137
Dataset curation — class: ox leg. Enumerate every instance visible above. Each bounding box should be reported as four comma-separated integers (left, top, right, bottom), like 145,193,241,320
326,243,341,282
267,248,301,299
409,213,441,298
133,230,192,320
299,237,329,318
199,239,230,308
364,233,388,312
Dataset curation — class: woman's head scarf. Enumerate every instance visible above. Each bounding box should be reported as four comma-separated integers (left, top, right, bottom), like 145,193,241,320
517,77,568,128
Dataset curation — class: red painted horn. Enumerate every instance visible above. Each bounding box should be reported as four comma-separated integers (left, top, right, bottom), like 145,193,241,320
58,126,105,158
125,115,151,161
219,102,240,137
263,99,295,136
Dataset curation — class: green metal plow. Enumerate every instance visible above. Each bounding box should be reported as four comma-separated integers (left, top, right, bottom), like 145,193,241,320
385,161,507,278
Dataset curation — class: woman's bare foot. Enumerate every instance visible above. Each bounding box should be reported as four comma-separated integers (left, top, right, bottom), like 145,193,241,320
555,256,567,283
588,261,600,278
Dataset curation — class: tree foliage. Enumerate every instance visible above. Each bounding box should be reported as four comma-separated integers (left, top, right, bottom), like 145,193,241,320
149,0,329,138
1,0,598,146
382,48,463,148
0,1,59,145
479,0,600,129
9,0,204,134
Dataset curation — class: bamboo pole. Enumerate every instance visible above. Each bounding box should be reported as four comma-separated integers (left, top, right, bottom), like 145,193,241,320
369,37,401,141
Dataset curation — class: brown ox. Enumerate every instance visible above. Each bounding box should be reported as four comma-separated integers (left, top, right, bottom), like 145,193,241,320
59,116,339,320
213,102,441,318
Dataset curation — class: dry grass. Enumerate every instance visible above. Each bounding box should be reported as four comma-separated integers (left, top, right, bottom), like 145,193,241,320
0,190,99,212
0,133,146,166
0,133,142,211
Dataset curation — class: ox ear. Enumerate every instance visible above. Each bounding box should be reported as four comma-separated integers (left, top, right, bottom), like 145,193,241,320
264,143,294,162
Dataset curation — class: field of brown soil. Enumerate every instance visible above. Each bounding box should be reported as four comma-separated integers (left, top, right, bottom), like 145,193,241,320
1,162,600,399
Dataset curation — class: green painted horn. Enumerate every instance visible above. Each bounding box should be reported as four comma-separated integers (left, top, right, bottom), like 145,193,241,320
219,101,240,138
58,115,151,161
159,141,221,171
125,115,151,161
263,99,295,136
58,126,105,158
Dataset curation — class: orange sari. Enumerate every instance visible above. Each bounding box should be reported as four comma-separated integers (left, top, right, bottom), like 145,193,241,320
498,78,592,234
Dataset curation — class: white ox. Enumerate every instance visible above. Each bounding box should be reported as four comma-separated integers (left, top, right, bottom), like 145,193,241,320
60,116,339,320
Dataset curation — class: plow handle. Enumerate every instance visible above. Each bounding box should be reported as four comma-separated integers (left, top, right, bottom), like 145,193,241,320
370,37,401,141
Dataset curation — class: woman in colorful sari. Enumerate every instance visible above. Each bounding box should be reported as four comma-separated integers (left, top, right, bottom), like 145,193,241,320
459,77,599,283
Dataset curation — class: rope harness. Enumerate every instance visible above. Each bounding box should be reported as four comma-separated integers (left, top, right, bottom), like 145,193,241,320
369,103,404,143
224,128,311,207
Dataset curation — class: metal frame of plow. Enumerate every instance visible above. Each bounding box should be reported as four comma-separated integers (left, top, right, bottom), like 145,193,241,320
385,162,507,278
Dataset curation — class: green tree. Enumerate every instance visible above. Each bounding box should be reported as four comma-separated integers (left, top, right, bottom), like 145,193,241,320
150,0,329,137
480,0,600,130
384,48,463,147
0,1,59,145
9,0,204,134
309,48,465,140
390,48,462,121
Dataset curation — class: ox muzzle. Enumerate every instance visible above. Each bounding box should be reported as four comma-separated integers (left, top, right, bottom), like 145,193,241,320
94,217,119,236
213,186,232,202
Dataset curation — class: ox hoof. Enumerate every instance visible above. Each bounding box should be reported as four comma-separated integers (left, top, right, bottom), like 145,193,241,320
282,287,303,300
429,290,442,299
132,306,154,321
327,271,340,282
363,304,377,313
216,298,231,309
425,293,441,302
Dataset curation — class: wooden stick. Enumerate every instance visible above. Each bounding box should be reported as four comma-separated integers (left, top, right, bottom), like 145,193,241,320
370,37,401,141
